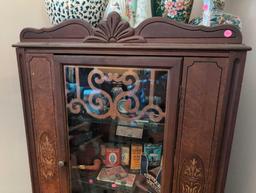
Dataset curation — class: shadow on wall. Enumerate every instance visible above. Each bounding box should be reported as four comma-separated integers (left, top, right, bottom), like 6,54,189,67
225,0,256,193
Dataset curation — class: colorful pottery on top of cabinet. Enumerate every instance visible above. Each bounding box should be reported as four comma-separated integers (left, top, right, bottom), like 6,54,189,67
103,0,151,27
134,0,152,27
127,0,137,27
103,0,129,23
190,0,242,29
44,0,108,27
163,0,194,23
151,0,165,17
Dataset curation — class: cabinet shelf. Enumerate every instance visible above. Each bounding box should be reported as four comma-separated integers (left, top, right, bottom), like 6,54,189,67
75,170,149,193
69,117,165,131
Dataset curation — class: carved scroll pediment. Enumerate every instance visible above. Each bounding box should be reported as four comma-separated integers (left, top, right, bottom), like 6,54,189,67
84,12,145,43
19,12,244,44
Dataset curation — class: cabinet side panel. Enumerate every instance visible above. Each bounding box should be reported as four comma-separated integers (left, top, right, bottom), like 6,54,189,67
27,55,61,193
215,52,247,193
16,49,40,193
173,58,232,193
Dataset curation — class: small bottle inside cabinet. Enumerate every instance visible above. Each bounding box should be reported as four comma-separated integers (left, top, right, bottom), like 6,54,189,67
64,65,169,193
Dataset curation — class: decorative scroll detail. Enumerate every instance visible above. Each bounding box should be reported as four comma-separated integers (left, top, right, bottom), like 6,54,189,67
66,67,166,122
18,12,243,44
20,20,93,42
179,155,205,193
39,132,57,181
84,12,145,43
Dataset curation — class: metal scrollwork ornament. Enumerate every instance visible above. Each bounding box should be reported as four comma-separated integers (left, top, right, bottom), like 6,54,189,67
66,66,166,122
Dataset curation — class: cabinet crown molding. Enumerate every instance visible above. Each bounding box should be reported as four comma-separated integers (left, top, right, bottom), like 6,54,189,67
20,12,243,44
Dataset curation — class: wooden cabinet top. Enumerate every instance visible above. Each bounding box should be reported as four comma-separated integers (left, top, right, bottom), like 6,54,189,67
13,12,251,51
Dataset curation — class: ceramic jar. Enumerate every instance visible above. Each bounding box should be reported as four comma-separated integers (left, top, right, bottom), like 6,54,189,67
127,0,137,27
103,0,127,21
103,0,137,26
134,0,152,27
103,0,151,27
162,0,194,23
151,0,194,23
44,0,108,27
151,0,165,16
190,0,242,29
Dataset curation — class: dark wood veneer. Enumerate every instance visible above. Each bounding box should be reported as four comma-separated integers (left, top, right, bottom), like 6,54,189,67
14,12,251,193
19,12,243,44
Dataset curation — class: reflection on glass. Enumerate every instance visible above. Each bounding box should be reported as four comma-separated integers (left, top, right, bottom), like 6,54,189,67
64,65,169,193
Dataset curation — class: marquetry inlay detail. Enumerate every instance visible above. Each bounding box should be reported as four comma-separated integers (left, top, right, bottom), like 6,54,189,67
39,132,57,181
179,155,205,193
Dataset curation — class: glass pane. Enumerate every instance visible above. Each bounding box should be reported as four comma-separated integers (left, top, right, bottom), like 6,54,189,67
64,65,169,193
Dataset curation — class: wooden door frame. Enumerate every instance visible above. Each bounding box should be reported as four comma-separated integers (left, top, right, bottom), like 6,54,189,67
53,55,183,193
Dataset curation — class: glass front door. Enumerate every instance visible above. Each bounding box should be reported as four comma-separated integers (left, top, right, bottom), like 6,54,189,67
64,64,171,193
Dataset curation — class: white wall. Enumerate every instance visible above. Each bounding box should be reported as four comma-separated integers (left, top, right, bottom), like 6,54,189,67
0,0,255,193
224,0,256,193
0,1,50,193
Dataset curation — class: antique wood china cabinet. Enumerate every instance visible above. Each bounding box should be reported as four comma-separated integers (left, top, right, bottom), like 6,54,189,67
14,12,251,193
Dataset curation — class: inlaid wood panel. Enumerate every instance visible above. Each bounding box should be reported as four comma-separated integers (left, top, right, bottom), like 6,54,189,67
180,154,205,193
27,55,61,193
173,57,232,193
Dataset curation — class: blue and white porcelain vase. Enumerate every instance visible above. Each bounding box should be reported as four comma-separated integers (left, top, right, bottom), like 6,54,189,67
44,0,108,27
190,0,242,29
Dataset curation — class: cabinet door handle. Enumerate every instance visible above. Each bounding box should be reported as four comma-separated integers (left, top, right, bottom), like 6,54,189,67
58,160,66,168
